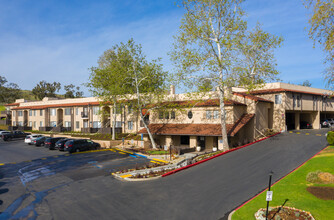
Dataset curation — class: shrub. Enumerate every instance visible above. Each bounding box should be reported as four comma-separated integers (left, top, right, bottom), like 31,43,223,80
306,170,322,183
327,131,334,145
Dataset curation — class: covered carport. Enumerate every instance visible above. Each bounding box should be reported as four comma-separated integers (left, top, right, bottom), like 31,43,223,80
286,111,320,130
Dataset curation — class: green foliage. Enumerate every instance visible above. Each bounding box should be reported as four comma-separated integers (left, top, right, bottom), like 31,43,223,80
0,105,5,111
327,131,334,145
0,75,21,103
32,80,61,100
64,84,83,98
299,80,312,87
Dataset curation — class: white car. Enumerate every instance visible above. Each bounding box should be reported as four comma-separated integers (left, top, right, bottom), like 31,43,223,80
0,131,11,135
25,134,44,145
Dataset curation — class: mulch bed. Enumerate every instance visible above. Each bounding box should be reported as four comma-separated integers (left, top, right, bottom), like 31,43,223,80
256,207,314,220
306,186,334,200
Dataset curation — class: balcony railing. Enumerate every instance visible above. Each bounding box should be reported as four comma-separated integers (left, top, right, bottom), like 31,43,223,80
81,112,88,118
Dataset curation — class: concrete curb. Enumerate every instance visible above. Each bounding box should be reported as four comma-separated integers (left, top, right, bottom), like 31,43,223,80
162,132,281,177
229,145,329,219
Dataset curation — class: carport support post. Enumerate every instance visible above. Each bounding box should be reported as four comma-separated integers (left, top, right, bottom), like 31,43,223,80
265,172,273,220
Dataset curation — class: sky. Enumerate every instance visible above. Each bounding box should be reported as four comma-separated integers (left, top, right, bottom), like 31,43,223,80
0,0,328,96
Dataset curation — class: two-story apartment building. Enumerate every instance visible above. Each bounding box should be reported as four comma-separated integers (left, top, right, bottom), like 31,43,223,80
6,82,334,151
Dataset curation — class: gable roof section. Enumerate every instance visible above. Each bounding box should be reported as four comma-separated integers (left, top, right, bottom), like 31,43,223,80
11,102,100,110
138,114,254,137
233,92,272,103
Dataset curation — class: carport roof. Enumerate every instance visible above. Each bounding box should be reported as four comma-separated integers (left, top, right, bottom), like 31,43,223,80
233,92,273,103
250,88,333,96
138,114,254,137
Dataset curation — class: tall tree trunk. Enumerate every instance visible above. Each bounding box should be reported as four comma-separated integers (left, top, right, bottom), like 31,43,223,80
139,110,157,149
112,101,116,140
219,86,229,151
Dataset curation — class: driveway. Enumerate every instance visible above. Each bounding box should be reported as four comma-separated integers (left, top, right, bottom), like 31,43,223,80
0,129,328,219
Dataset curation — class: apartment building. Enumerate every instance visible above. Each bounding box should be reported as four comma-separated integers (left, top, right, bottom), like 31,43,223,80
6,82,333,151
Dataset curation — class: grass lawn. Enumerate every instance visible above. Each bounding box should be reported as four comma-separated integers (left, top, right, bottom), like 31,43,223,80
232,146,334,220
0,105,5,111
146,150,169,155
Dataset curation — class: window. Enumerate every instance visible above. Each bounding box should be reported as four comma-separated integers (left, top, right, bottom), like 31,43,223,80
92,121,101,128
29,121,32,126
18,111,23,117
164,112,169,119
115,121,122,128
206,110,212,119
93,106,100,115
83,121,88,128
13,111,15,117
76,108,79,115
50,109,56,116
33,121,36,128
50,121,57,127
275,94,282,104
40,121,43,127
171,111,175,119
65,108,71,115
297,95,300,107
313,96,318,110
128,104,133,114
180,136,190,145
64,121,71,128
293,94,296,107
159,111,164,119
213,110,219,119
188,111,193,119
76,121,79,129
40,110,43,116
18,121,23,126
128,121,133,130
13,121,16,126
33,110,36,116
29,110,32,116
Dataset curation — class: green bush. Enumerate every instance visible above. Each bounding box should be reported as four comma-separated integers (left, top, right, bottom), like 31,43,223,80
327,131,334,145
306,170,322,183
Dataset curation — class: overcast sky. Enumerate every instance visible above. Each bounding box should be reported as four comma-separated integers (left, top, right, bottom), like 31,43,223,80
0,0,327,96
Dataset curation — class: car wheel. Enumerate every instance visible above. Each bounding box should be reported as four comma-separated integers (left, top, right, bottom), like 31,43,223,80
75,148,80,153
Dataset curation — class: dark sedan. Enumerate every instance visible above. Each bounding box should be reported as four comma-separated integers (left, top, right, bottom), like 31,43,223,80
45,137,66,150
55,138,73,151
34,136,47,146
64,139,101,153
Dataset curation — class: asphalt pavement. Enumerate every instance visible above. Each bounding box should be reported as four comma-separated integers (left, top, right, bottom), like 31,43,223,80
0,129,329,220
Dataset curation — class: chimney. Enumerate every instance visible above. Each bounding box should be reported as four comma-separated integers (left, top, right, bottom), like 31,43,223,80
170,85,175,95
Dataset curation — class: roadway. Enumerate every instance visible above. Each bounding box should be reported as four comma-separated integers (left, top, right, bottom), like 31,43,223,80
0,129,329,219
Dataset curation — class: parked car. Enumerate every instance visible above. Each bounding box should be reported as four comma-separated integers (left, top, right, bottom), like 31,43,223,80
321,119,330,127
25,134,44,145
2,131,30,141
64,139,101,153
55,138,73,151
45,137,66,150
300,121,312,129
34,136,47,146
0,130,11,135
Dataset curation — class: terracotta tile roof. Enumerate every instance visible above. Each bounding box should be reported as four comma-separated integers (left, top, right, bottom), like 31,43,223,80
11,102,100,110
233,92,273,103
138,114,254,137
4,103,20,106
249,88,332,96
147,99,246,109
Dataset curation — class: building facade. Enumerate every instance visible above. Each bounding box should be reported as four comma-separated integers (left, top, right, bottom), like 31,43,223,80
6,82,334,151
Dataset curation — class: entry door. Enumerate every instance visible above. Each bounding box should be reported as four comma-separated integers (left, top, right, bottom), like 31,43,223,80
198,136,205,149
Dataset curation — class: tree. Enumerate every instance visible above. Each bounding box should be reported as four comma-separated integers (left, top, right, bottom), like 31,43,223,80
89,44,132,140
32,81,61,100
299,80,312,87
304,0,334,87
171,0,282,150
89,39,168,148
64,84,83,98
0,75,21,103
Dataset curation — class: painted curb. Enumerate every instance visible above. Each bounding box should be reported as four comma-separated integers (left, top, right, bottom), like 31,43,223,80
161,133,281,177
230,145,329,219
